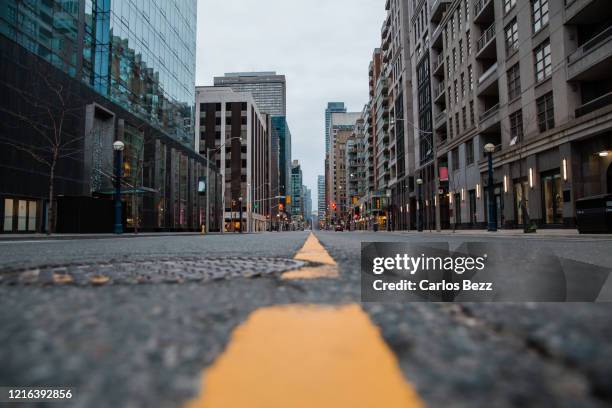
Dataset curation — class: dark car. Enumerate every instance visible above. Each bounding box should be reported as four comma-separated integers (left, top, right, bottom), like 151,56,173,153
576,194,612,233
334,224,344,232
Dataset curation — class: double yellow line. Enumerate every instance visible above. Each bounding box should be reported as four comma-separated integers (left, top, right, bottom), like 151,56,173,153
186,233,424,408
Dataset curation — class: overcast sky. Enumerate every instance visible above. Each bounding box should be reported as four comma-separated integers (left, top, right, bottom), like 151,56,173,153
196,0,386,211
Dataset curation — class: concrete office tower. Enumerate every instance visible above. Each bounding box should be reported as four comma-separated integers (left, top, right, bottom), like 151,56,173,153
214,72,286,116
317,175,326,222
404,0,612,230
382,0,415,231
195,87,271,233
291,161,304,222
325,102,347,154
346,116,367,226
327,111,361,223
303,185,312,227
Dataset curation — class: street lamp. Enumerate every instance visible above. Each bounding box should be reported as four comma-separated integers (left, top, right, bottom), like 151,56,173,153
484,143,497,232
113,141,125,234
238,196,243,233
416,178,423,232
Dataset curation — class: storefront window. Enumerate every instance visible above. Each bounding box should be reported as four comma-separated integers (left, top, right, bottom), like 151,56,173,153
3,199,14,232
18,200,27,231
514,180,529,225
28,201,37,231
542,172,562,224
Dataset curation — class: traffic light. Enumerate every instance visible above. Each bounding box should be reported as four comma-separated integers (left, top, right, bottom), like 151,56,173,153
279,203,284,211
331,202,337,210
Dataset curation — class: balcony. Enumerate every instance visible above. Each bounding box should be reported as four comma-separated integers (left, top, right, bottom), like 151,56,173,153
575,91,612,118
382,14,391,38
433,82,446,103
567,25,612,81
432,53,445,77
434,110,447,130
565,0,609,24
479,103,500,133
432,24,444,49
477,62,499,96
474,0,494,24
476,23,496,59
431,0,451,23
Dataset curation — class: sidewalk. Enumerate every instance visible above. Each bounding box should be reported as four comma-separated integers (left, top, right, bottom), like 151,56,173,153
394,228,612,239
0,231,219,241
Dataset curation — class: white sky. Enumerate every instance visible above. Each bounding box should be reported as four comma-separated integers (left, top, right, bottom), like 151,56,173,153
196,0,386,209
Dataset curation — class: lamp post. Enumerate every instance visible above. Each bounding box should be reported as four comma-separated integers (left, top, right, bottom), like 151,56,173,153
484,143,497,232
416,178,423,232
238,196,243,233
113,141,125,234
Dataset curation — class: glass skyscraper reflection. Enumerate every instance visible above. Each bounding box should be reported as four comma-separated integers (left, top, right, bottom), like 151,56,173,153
1,0,196,146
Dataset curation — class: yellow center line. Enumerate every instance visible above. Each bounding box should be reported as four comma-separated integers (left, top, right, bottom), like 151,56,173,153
185,304,425,408
282,232,339,280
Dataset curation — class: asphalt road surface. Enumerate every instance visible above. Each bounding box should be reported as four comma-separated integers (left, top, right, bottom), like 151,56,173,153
1,231,611,407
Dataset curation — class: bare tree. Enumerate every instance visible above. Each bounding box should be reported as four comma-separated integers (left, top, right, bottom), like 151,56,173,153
0,63,84,234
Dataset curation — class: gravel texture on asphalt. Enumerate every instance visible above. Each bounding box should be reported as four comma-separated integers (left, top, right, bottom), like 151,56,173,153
1,231,611,407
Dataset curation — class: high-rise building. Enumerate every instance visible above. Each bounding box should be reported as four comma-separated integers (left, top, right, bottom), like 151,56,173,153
291,160,303,222
270,117,292,202
327,111,361,223
195,86,271,233
346,116,367,226
1,0,223,234
401,0,612,230
325,102,347,154
214,72,286,116
317,175,326,221
2,0,197,147
303,185,312,227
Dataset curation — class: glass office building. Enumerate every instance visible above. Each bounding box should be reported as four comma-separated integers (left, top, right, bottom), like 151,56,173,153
1,0,196,146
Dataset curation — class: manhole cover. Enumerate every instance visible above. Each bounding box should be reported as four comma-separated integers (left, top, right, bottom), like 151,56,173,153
0,257,306,286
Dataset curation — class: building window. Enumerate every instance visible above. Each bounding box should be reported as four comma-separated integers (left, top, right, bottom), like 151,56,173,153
468,65,473,90
532,0,549,33
449,120,453,138
452,148,459,170
534,39,551,82
509,110,523,142
469,100,474,124
466,139,474,165
505,19,519,54
459,39,464,64
453,48,457,70
461,73,465,97
462,106,467,129
454,80,459,103
504,0,516,14
455,112,460,134
507,63,521,100
466,30,471,55
536,92,554,132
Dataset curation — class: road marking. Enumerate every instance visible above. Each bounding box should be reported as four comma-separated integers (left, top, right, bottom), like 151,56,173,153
282,233,338,279
185,304,424,408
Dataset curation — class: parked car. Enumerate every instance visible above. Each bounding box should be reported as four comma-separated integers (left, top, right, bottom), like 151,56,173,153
334,224,344,232
576,194,612,233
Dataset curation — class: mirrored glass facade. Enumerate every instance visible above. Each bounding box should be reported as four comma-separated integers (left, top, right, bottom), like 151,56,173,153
1,0,196,146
